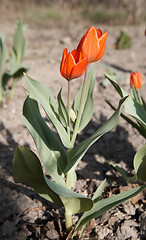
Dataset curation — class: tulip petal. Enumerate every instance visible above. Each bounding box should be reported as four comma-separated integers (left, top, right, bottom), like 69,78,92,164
60,48,67,78
130,71,142,90
93,46,105,62
96,28,103,38
65,52,76,78
137,71,142,89
99,31,107,49
77,26,100,63
93,31,107,62
71,49,80,63
70,58,88,79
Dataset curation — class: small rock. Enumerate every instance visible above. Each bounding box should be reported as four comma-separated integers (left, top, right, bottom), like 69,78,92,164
122,201,136,215
108,216,119,227
60,36,71,45
97,227,111,239
46,221,59,239
116,220,138,240
2,220,16,236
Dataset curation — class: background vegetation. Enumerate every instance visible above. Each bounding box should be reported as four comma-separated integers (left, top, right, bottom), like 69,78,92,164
1,0,146,28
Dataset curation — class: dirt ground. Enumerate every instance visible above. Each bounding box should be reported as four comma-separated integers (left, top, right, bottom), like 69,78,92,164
0,13,146,240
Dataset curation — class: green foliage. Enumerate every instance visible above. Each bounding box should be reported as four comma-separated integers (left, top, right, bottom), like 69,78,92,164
23,97,67,185
116,31,132,49
72,68,95,132
134,144,146,182
82,8,125,25
73,184,146,236
13,147,63,205
12,58,146,236
24,74,71,148
0,19,28,105
64,96,128,174
105,73,146,138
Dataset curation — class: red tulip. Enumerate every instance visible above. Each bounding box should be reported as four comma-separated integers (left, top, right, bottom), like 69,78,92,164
60,48,88,81
130,71,142,90
77,26,107,63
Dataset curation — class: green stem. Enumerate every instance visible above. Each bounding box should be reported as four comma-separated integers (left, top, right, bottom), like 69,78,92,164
65,210,72,233
71,65,89,146
67,80,71,139
10,78,18,100
137,89,143,105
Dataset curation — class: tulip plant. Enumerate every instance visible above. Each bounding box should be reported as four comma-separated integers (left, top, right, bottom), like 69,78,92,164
105,71,146,184
13,26,146,238
105,70,146,138
0,19,28,105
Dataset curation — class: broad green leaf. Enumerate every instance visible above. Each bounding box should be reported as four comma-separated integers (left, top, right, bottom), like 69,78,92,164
25,74,72,148
44,176,93,215
72,68,95,131
23,97,67,185
0,34,9,70
12,19,26,63
124,97,146,128
64,96,128,174
73,184,146,234
57,88,69,128
13,147,63,206
134,144,146,181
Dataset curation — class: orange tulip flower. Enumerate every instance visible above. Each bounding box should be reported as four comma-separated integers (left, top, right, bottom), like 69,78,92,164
130,71,142,90
60,48,88,81
77,26,107,63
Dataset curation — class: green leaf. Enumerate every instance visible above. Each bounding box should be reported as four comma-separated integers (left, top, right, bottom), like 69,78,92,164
72,68,95,131
105,99,146,138
92,179,106,203
105,73,128,98
9,59,28,77
0,34,9,70
106,161,136,183
12,19,26,63
57,88,69,128
134,144,146,181
44,176,93,215
79,179,107,237
73,184,146,234
23,97,67,185
65,170,77,189
25,74,72,148
64,96,128,174
124,97,146,129
105,73,146,133
12,147,63,206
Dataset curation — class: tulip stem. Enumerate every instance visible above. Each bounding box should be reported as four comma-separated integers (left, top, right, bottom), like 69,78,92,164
67,80,71,138
71,65,89,146
65,210,72,233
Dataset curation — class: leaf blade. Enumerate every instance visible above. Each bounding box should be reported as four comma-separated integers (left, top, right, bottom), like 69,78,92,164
23,97,67,185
